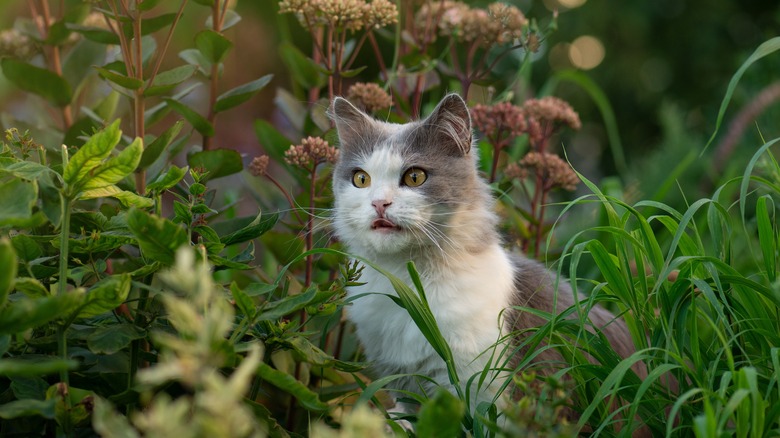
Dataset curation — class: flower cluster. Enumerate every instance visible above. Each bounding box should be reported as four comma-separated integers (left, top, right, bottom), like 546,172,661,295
285,136,339,169
346,82,392,112
513,151,580,191
249,155,269,177
416,1,527,46
471,102,526,144
523,97,582,131
279,0,398,31
0,28,37,59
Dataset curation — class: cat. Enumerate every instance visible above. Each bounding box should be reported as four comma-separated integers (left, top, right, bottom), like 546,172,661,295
330,93,639,422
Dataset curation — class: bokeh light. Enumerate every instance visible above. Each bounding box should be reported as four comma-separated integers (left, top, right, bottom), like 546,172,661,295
568,35,605,70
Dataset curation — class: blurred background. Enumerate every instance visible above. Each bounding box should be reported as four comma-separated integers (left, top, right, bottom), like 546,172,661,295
0,0,778,202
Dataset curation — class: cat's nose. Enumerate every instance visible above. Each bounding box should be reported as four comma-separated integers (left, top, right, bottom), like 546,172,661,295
371,200,392,216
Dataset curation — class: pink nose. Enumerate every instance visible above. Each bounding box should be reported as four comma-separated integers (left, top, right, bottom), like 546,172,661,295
372,200,392,216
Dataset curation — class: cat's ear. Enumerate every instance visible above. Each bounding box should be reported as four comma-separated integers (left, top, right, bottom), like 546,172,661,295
424,93,472,156
331,97,373,150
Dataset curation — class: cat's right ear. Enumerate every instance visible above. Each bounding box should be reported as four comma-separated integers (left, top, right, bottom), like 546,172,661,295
330,97,372,151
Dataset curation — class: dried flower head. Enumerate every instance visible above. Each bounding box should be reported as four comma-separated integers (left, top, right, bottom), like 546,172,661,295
471,102,527,146
363,0,399,29
504,161,527,181
346,82,392,112
523,97,581,130
285,136,339,169
281,0,372,31
486,2,528,44
249,155,269,177
0,28,37,59
518,151,579,191
418,1,527,46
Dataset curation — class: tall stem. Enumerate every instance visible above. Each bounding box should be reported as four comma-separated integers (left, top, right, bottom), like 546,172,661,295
304,166,317,289
132,11,146,195
203,0,225,150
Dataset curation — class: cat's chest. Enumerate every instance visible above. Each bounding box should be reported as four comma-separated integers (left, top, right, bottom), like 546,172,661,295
345,246,515,366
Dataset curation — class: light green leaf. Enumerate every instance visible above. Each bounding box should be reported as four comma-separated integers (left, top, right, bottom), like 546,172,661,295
80,137,143,191
80,185,154,208
127,208,189,265
146,165,188,194
64,120,122,190
0,238,16,307
1,59,72,107
179,48,212,75
416,388,465,438
0,160,60,183
256,362,329,412
0,357,79,378
195,29,233,64
87,323,146,354
14,278,49,299
145,65,197,97
214,74,273,113
77,274,132,318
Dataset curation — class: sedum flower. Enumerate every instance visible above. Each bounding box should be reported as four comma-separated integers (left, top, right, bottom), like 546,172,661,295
522,97,581,131
417,1,527,46
285,136,339,169
363,0,399,29
471,102,527,144
346,82,392,112
486,3,528,44
0,28,37,59
518,151,580,191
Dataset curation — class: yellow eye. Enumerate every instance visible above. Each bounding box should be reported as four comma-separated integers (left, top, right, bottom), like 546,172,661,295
402,168,427,187
352,170,371,188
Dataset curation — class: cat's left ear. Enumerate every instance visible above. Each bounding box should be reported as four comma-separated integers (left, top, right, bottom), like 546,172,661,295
424,93,472,156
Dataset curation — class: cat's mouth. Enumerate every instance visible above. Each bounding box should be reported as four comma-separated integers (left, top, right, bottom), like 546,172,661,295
371,218,401,232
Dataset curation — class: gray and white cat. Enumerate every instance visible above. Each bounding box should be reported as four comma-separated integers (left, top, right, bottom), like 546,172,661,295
330,94,636,416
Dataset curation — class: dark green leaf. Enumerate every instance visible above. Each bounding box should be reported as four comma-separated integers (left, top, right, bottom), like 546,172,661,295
253,119,293,165
11,234,42,262
139,0,164,10
67,24,120,44
208,254,251,270
144,65,197,97
282,336,363,372
77,274,132,318
127,208,189,265
164,98,214,136
278,41,324,89
195,29,233,64
11,376,49,400
87,323,146,354
257,362,329,412
259,287,317,321
94,66,144,90
45,20,74,45
63,40,106,89
1,59,73,107
0,399,56,419
221,213,278,246
0,292,82,334
0,179,38,227
139,13,177,36
187,149,243,181
756,196,776,282
192,0,215,6
230,282,256,319
0,356,79,377
146,165,188,194
214,74,273,113
0,238,16,307
14,278,49,299
139,120,185,169
340,66,367,78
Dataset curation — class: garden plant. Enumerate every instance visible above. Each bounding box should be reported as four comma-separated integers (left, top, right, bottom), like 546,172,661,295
0,0,779,437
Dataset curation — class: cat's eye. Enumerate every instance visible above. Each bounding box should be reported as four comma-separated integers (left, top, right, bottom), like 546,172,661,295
352,170,371,188
402,168,427,187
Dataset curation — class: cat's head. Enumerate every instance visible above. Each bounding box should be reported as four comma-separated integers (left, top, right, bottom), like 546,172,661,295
330,94,496,256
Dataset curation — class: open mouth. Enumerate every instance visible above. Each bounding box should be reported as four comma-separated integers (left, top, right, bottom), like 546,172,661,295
371,218,401,231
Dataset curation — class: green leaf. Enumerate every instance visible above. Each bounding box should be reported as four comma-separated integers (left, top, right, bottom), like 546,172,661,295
0,238,16,307
187,149,243,181
64,120,122,190
140,121,184,170
79,137,143,192
77,274,132,318
416,388,465,438
93,397,141,438
230,282,256,319
94,66,144,90
221,212,278,245
11,234,42,262
11,376,49,400
164,98,214,136
0,179,38,227
146,165,188,193
138,13,177,36
87,323,146,354
14,278,49,299
145,65,197,97
63,40,107,89
278,41,324,89
0,399,56,419
66,24,120,45
1,59,73,107
80,185,155,208
0,161,58,183
0,293,83,334
253,119,293,165
127,208,189,265
214,74,273,113
206,9,241,31
257,362,329,412
282,336,363,372
192,0,215,6
756,195,776,282
258,287,318,321
138,0,164,11
195,29,233,64
179,48,212,75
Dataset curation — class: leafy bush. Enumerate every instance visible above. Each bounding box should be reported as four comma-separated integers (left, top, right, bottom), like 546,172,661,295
0,1,779,437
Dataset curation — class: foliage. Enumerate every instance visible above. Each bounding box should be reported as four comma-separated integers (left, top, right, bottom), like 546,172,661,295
0,0,779,437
